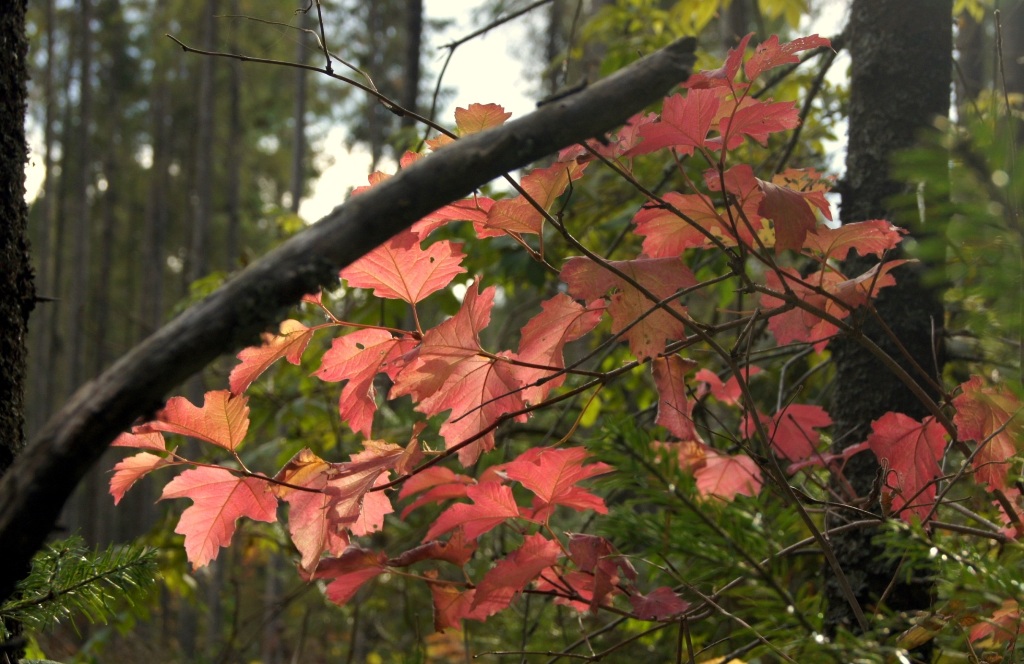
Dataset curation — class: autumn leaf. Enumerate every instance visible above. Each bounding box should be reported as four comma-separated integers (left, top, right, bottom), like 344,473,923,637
633,88,722,156
513,293,605,404
160,466,278,569
764,404,833,463
139,390,249,452
390,283,526,465
110,452,172,505
430,583,476,632
756,170,831,252
315,328,418,438
567,534,636,611
455,102,512,135
953,375,1023,491
633,192,733,256
468,534,562,619
340,231,467,305
716,99,800,151
694,452,763,501
501,447,613,522
423,481,520,542
478,161,587,237
229,319,314,395
313,545,388,606
652,354,700,441
561,256,696,360
685,32,752,89
867,413,947,523
389,530,477,568
744,34,832,82
693,366,762,405
802,220,905,261
111,430,167,452
629,587,689,620
397,466,475,518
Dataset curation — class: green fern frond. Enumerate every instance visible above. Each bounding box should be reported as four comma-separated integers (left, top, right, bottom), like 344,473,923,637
1,536,157,639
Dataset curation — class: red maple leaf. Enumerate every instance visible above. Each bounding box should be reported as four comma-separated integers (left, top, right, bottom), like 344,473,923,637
717,99,800,151
567,533,636,611
314,328,418,438
229,319,314,394
349,474,394,537
423,481,520,542
468,533,562,619
685,32,752,89
756,170,831,252
802,220,905,261
629,586,689,620
389,530,477,568
693,366,762,405
633,88,723,156
501,447,613,522
513,293,605,404
561,111,659,162
110,452,172,505
867,412,947,523
313,545,388,606
759,267,841,352
762,404,833,463
429,583,476,632
694,451,763,501
139,390,249,452
954,375,1023,491
411,195,495,239
390,283,526,465
397,466,475,518
652,354,700,441
561,256,696,360
744,34,832,82
111,430,167,452
633,192,734,256
478,161,587,237
340,231,467,305
160,466,278,569
455,102,512,135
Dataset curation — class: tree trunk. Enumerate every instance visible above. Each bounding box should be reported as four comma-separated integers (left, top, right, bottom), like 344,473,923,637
400,0,422,128
189,0,216,283
825,0,952,636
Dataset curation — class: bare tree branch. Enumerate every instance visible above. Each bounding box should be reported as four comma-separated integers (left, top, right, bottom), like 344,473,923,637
0,37,696,602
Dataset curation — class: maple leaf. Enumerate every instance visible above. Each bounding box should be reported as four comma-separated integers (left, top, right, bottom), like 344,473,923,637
139,390,249,452
390,284,526,465
229,319,314,395
160,466,278,569
477,161,587,237
397,466,475,517
411,195,495,239
744,34,832,82
340,231,467,305
110,452,172,505
762,404,833,463
274,443,403,572
568,533,636,611
694,452,763,501
501,447,613,522
717,99,800,151
969,599,1022,645
953,375,1023,491
423,481,520,542
629,587,689,620
111,430,167,452
314,328,418,438
756,170,831,252
513,293,605,404
867,413,947,523
685,32,753,89
652,354,700,441
560,111,659,162
313,545,388,606
693,366,762,405
633,192,736,256
429,583,476,632
802,220,905,261
349,475,393,537
455,102,512,135
468,533,562,619
561,256,696,360
633,88,722,156
759,267,841,352
703,164,770,249
389,530,477,568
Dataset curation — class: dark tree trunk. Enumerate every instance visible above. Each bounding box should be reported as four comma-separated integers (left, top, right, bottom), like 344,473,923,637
400,0,422,127
189,0,216,283
290,7,310,215
226,0,241,262
825,0,952,636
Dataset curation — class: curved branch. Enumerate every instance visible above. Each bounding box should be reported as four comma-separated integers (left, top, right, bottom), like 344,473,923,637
0,37,697,603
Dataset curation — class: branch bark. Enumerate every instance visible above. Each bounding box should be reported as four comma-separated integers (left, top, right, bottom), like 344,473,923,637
0,37,696,603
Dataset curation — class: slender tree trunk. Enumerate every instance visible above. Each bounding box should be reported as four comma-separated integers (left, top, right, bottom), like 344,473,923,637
226,0,241,264
825,0,952,637
400,0,422,128
290,8,310,215
189,0,216,283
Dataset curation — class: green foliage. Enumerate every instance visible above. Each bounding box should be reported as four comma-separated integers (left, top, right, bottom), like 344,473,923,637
1,537,157,640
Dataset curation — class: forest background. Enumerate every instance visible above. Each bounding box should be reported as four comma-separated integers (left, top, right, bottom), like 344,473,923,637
1,0,1022,662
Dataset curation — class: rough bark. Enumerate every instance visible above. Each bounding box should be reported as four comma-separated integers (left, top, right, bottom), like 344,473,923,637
0,35,696,605
0,0,32,474
824,0,952,636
